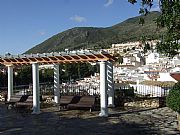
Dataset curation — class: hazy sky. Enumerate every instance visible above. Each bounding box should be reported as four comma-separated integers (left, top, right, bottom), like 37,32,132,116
0,0,159,54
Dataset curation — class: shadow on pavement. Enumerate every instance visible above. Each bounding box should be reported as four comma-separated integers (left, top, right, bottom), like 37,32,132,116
0,102,161,135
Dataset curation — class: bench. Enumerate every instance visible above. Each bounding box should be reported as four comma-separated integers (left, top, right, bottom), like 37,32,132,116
59,95,81,110
15,95,33,110
5,95,28,109
67,96,96,112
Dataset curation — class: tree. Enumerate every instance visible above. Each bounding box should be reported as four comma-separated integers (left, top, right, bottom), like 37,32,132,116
117,55,123,64
132,46,136,50
127,47,130,51
144,43,151,53
128,0,180,57
16,66,32,85
0,71,7,87
61,63,98,82
123,49,127,53
140,36,148,53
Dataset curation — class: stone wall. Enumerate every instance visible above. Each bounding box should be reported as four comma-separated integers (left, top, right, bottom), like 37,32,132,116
0,91,7,102
124,98,166,108
42,95,54,103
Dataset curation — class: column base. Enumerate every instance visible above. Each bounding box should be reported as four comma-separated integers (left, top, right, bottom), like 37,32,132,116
54,96,60,104
99,112,108,117
108,104,115,108
32,110,41,115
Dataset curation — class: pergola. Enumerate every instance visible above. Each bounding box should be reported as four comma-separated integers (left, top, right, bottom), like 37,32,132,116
0,50,115,117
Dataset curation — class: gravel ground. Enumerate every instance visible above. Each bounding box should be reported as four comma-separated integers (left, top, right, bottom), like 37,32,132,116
0,102,180,135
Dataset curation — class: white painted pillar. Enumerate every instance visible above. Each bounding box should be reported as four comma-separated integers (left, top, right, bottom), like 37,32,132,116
136,79,140,85
32,63,40,114
136,79,140,92
107,61,115,107
7,65,13,101
99,61,108,117
54,64,60,104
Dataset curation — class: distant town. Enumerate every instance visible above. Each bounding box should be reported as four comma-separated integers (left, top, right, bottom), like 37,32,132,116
66,40,179,86
104,40,179,83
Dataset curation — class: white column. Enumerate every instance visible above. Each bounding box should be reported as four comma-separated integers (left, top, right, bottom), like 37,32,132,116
136,79,140,92
54,64,60,104
99,61,108,117
107,61,115,107
7,65,13,101
32,63,40,114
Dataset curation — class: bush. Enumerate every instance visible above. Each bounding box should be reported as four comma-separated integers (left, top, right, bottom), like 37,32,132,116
123,88,135,97
114,89,124,107
166,81,180,113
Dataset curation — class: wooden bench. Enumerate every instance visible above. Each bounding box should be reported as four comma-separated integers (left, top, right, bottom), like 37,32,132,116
59,95,81,110
15,95,33,110
5,95,28,109
67,96,96,112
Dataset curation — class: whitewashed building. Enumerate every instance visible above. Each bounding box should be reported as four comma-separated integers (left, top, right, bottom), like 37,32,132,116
146,52,160,64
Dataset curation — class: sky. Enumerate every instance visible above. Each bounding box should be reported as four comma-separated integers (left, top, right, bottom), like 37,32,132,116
0,0,159,55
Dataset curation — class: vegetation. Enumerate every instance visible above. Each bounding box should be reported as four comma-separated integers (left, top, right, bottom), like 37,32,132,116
143,43,151,53
156,0,180,57
0,71,7,87
166,81,180,113
26,11,163,54
128,0,180,57
0,63,99,87
59,63,98,82
15,66,32,85
117,55,123,64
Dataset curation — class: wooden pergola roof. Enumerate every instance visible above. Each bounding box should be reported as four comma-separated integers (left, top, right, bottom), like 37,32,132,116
0,50,115,66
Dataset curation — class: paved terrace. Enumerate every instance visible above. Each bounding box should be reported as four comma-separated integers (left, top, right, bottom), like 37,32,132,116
0,103,180,135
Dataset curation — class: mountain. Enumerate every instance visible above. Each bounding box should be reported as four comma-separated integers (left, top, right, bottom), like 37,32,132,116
26,11,164,54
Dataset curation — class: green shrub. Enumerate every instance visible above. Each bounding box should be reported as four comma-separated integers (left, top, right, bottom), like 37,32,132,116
166,81,180,113
123,88,135,97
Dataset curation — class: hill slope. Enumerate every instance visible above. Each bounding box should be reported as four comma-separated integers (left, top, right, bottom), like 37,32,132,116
26,11,164,54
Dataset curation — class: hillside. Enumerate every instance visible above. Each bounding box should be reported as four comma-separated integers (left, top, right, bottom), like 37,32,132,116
26,11,164,54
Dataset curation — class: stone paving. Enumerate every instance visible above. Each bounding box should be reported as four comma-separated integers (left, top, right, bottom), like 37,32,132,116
0,102,180,135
